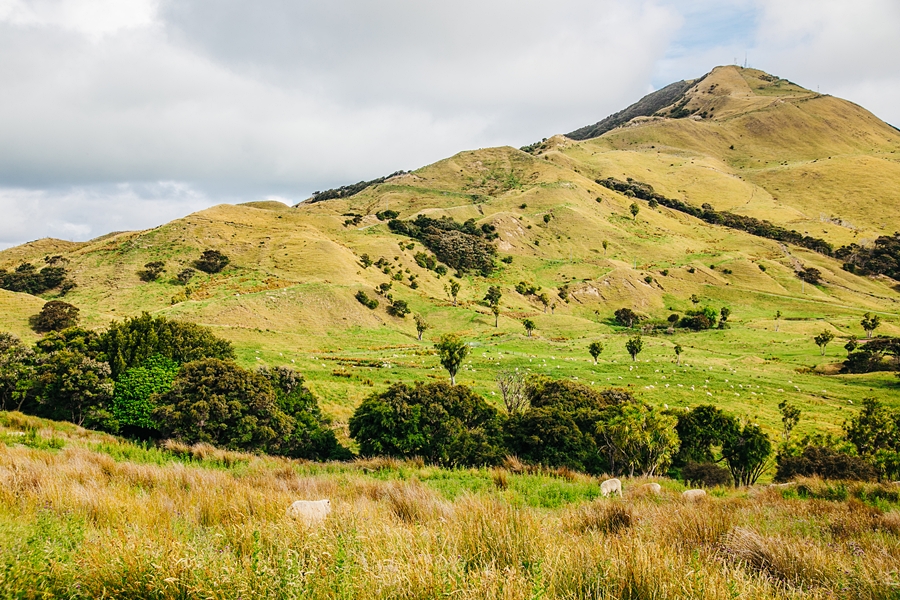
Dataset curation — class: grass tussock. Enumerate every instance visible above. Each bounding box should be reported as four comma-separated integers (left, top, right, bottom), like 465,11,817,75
3,417,900,599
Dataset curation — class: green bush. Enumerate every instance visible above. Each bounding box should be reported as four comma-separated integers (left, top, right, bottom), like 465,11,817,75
30,301,80,333
682,461,732,487
355,290,379,309
193,250,229,274
111,355,179,433
775,446,877,482
349,381,504,466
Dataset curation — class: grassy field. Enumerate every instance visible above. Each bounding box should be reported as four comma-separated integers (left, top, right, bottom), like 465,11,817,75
2,411,900,599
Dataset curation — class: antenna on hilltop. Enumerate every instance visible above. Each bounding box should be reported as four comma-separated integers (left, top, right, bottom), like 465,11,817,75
743,53,748,68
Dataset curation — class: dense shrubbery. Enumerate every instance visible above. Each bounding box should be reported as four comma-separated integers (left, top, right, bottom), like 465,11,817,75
841,337,900,374
388,215,497,275
309,170,408,203
349,381,504,466
598,177,834,255
775,446,878,482
836,233,900,280
30,301,80,333
0,260,70,295
194,250,230,274
682,462,732,487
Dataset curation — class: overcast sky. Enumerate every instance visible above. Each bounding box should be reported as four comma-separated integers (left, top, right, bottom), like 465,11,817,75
1,0,898,248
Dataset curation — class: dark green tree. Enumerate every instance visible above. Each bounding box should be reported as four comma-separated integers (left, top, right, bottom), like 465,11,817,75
414,314,429,341
629,202,640,220
722,422,772,486
30,301,79,333
861,312,881,339
844,398,900,479
435,334,469,385
814,330,835,355
194,250,230,274
674,344,683,366
387,298,411,318
0,333,34,412
614,308,640,328
98,313,234,379
349,381,503,466
153,359,292,453
588,341,604,364
625,335,643,361
31,349,114,429
522,319,535,337
673,405,740,467
175,268,195,284
778,399,801,448
138,261,165,282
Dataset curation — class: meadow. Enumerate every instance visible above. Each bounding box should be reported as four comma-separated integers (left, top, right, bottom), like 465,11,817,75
2,411,900,600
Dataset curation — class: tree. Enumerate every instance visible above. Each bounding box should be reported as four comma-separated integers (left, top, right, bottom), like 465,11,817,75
625,335,643,361
387,298,411,318
175,268,195,284
845,336,859,355
629,202,640,220
861,312,881,339
522,319,535,337
673,405,739,467
814,330,835,355
98,313,234,379
614,307,640,328
491,304,501,327
435,334,469,385
722,422,772,486
31,349,114,429
596,402,679,477
682,462,732,487
153,359,292,453
138,261,165,282
775,310,782,332
446,280,461,306
588,341,604,364
775,446,878,482
602,240,609,255
0,333,34,412
496,369,527,415
538,293,550,313
778,400,801,448
112,354,179,434
690,294,701,305
484,286,502,327
349,381,503,466
30,301,79,333
719,307,731,328
414,314,429,341
798,267,822,285
194,250,230,274
674,344,683,366
843,398,900,479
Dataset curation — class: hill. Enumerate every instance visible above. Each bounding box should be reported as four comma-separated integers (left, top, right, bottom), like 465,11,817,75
1,65,898,435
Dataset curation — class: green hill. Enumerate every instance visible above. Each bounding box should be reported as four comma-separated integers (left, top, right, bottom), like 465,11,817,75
1,65,898,433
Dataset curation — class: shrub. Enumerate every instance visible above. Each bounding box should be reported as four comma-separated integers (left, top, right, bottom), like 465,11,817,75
194,250,230,274
376,209,399,221
349,381,504,466
682,461,732,487
614,307,641,328
0,262,69,294
111,354,179,434
98,313,234,380
388,215,497,275
153,359,292,453
386,298,411,318
355,291,378,309
414,252,437,270
775,446,877,482
175,268,195,284
798,268,822,285
0,333,34,412
30,348,114,429
30,301,79,333
137,261,165,282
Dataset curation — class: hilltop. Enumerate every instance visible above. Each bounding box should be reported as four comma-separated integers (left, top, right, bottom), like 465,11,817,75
1,65,898,434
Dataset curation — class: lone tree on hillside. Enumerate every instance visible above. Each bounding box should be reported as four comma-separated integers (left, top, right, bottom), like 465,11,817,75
844,336,859,356
30,301,80,333
484,286,502,327
588,341,604,364
814,330,835,355
138,261,165,282
775,310,782,332
602,240,609,255
719,307,731,328
538,293,550,313
861,312,881,339
614,307,640,328
446,280,461,306
414,314,429,341
630,202,640,220
496,369,527,415
778,399,801,447
194,250,230,274
435,334,468,385
175,268,195,285
523,319,535,337
674,344,683,366
626,335,643,361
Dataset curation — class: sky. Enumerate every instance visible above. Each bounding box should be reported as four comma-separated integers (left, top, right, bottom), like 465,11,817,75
1,0,898,248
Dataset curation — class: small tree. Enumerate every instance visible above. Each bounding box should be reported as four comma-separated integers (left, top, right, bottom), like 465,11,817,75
194,250,230,274
778,399,801,447
690,294,701,305
538,293,550,313
719,307,731,328
414,314,429,341
674,344,683,366
814,330,835,355
775,310,782,332
446,280,461,306
588,341,603,364
614,307,640,328
435,334,469,385
31,301,80,333
722,422,772,487
523,319,535,337
861,312,881,339
844,336,859,355
0,333,34,412
602,240,609,255
386,298,411,318
491,304,501,327
138,261,165,282
625,335,643,361
496,369,528,415
629,202,640,220
484,286,502,327
175,268,195,284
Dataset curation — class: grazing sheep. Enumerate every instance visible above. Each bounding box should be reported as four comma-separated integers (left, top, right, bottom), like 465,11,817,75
286,499,331,525
600,478,623,497
682,489,707,502
643,482,662,494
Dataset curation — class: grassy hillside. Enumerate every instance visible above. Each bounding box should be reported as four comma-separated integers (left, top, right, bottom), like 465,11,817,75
2,411,899,599
0,66,898,441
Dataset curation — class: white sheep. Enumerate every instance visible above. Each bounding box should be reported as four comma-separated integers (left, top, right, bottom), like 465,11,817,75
600,478,623,497
682,489,707,502
286,499,331,526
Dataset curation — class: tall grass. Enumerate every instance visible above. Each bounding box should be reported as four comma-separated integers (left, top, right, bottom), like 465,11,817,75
1,418,900,598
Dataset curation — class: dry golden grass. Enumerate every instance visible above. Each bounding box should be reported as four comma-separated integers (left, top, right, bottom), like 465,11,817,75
2,418,900,599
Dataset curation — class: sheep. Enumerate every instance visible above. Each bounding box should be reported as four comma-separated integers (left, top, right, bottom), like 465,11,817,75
682,489,707,502
642,482,662,494
286,499,331,526
600,478,623,497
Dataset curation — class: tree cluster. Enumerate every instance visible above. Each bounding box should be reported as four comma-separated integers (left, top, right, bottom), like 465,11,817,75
836,233,900,280
1,260,71,295
388,215,497,276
